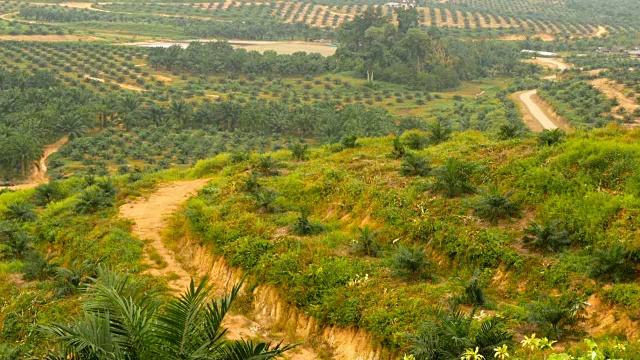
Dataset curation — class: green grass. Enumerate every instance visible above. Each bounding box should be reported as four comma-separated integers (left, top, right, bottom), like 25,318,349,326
159,125,640,353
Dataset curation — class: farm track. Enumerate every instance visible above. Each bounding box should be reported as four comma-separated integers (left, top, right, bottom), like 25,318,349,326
518,90,558,130
523,57,569,71
515,89,571,132
1,137,68,191
119,179,319,359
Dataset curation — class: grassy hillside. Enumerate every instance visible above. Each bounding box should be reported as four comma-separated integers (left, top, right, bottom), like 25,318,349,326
157,125,640,357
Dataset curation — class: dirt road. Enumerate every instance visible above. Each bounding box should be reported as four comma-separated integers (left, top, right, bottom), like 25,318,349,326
523,57,569,71
518,90,559,130
119,179,319,359
1,137,68,191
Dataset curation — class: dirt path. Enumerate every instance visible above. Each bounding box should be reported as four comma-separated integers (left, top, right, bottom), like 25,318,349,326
523,57,569,71
120,179,210,292
119,179,318,359
85,75,146,91
515,90,571,132
1,136,68,191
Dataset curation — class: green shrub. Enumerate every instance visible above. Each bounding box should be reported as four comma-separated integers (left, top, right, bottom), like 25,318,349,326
399,152,431,177
341,135,359,149
390,246,435,281
527,293,588,339
75,185,115,214
292,207,324,236
352,225,382,257
401,130,429,150
252,188,280,213
538,129,566,146
34,182,65,206
461,272,487,307
289,141,308,161
522,220,570,252
472,187,521,224
602,284,640,312
255,155,280,176
430,158,476,198
228,236,273,269
390,136,406,159
589,243,636,283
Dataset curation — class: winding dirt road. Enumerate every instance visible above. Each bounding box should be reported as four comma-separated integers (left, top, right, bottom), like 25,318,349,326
119,179,318,359
519,90,558,130
1,136,68,191
524,57,569,71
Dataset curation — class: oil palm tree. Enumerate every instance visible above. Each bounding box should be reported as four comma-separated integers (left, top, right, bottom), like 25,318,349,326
353,225,382,257
430,158,476,198
410,308,512,360
41,269,294,359
56,113,89,140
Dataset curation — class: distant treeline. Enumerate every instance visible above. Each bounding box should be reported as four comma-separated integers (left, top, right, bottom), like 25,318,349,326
147,42,335,76
148,16,535,92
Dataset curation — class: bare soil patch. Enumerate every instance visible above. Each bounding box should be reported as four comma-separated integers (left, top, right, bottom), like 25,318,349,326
85,75,146,91
594,26,608,38
230,40,336,56
590,78,638,110
500,34,556,41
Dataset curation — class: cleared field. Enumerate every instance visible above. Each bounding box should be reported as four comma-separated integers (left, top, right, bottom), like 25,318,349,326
129,39,337,56
590,78,639,111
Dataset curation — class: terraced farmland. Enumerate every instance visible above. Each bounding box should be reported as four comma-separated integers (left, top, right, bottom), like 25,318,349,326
91,1,606,35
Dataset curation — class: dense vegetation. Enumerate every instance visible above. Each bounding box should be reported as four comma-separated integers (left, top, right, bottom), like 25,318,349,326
0,68,97,180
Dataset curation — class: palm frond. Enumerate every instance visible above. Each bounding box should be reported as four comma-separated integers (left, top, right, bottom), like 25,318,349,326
218,339,297,360
40,312,122,360
155,277,214,359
